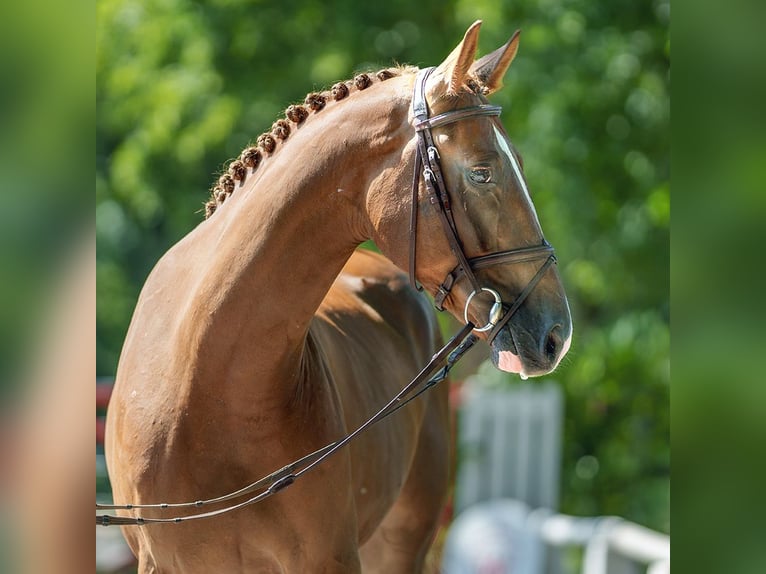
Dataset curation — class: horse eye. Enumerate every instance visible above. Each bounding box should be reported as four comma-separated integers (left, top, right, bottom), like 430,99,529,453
468,167,492,184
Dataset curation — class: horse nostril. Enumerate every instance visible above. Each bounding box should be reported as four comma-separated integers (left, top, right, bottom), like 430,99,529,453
544,324,563,364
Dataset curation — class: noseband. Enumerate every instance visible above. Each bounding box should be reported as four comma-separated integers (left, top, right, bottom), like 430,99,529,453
408,67,557,342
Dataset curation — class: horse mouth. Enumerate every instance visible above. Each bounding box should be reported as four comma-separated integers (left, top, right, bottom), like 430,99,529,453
488,323,566,379
492,347,526,376
489,326,527,376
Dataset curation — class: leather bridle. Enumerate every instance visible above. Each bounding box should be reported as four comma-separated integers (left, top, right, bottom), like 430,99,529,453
96,67,558,527
409,66,556,343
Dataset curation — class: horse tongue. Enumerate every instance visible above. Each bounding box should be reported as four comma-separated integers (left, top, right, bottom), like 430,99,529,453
497,350,523,374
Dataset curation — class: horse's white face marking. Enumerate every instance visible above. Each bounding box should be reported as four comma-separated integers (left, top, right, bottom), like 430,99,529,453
492,125,541,228
489,124,573,375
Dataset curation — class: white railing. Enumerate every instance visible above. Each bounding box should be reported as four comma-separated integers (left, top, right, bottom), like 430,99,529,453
455,380,563,513
442,499,670,574
448,378,669,574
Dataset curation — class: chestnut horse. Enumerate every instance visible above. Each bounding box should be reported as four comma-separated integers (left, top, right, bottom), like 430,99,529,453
104,21,572,573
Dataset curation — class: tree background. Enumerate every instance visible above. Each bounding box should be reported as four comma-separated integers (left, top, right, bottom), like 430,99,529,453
96,0,669,533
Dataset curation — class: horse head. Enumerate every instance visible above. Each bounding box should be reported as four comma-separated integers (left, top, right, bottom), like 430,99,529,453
369,22,572,378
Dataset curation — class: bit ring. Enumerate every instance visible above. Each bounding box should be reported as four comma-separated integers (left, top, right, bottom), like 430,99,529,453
464,288,503,333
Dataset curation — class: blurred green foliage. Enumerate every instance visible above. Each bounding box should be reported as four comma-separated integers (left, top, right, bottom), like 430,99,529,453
672,2,766,572
97,0,669,533
0,0,92,391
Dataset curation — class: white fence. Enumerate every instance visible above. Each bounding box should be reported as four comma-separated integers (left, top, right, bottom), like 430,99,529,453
455,380,563,513
447,379,669,574
442,499,670,574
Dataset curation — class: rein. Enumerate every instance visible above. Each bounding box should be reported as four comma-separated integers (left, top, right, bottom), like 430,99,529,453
96,67,557,527
97,325,477,526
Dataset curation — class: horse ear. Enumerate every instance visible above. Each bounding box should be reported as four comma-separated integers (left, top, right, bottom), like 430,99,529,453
434,20,483,95
469,29,521,94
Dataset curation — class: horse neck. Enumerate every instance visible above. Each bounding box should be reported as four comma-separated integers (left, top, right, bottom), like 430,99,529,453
186,77,414,400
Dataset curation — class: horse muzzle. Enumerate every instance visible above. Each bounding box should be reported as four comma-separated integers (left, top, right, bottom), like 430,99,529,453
489,319,571,378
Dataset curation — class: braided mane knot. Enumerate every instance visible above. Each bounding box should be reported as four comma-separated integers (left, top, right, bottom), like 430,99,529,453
305,92,327,111
240,147,262,169
332,82,349,101
272,119,291,140
354,74,372,90
204,66,409,218
286,104,309,124
257,133,277,154
218,173,235,194
228,160,247,182
214,187,227,203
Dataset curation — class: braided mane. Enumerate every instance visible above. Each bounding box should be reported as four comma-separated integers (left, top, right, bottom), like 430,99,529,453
204,67,415,218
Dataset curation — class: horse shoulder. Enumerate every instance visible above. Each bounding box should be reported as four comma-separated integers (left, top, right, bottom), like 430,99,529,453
309,249,449,544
